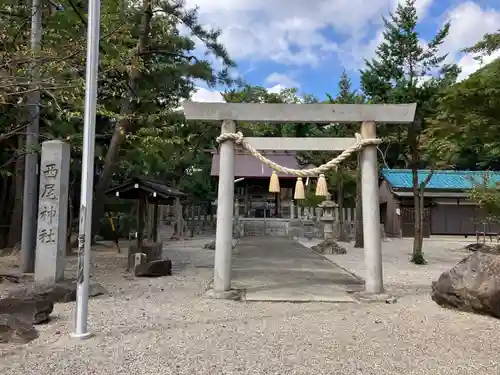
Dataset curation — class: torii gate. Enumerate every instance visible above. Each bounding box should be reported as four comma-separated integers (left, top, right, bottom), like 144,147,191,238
183,102,416,296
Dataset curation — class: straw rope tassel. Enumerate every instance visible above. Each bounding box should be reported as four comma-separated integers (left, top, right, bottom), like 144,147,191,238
315,174,328,196
269,171,280,193
294,177,305,200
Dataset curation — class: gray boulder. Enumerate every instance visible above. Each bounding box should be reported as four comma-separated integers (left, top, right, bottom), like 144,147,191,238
0,298,53,324
465,243,500,252
135,259,172,277
7,280,108,303
311,239,347,254
432,249,500,318
204,240,216,250
0,314,39,344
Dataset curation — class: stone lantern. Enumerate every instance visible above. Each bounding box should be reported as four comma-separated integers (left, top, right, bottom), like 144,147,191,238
318,193,338,241
312,193,347,254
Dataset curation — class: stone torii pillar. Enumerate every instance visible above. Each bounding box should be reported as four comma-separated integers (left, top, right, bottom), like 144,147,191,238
214,120,236,292
183,102,417,297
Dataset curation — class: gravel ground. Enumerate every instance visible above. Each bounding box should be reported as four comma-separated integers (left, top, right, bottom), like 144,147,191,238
1,236,500,374
299,237,474,297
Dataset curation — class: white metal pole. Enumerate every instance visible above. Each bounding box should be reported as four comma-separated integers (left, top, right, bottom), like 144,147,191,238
360,121,383,294
71,0,101,339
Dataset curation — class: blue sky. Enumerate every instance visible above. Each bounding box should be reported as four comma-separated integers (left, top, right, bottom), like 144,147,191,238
185,0,500,102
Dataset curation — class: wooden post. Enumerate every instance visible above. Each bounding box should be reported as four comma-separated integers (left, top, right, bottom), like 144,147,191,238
137,194,144,252
196,205,201,235
214,120,236,292
175,198,182,239
360,121,383,294
152,201,159,242
244,184,249,217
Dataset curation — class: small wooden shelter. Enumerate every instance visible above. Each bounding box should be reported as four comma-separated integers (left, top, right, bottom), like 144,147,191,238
105,177,186,250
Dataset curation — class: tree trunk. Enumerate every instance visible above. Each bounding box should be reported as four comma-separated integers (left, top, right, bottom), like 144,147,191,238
91,0,153,236
354,154,364,248
338,167,348,241
7,135,26,249
410,147,425,264
0,177,11,249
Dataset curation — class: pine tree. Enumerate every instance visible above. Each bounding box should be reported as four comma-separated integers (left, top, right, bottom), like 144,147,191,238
462,30,500,59
337,70,356,104
360,0,459,264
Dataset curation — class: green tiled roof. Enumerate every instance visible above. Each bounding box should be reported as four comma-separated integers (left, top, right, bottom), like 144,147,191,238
381,169,500,190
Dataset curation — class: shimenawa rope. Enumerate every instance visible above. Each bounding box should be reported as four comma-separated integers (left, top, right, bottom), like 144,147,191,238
216,132,382,178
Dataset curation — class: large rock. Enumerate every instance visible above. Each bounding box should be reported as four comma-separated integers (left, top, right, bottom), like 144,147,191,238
204,240,215,250
7,281,108,303
0,314,39,344
432,250,500,318
311,239,347,254
0,298,53,324
135,259,172,277
465,243,500,252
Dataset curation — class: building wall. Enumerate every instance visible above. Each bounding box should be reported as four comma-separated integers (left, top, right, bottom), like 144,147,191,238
235,178,296,218
379,180,401,237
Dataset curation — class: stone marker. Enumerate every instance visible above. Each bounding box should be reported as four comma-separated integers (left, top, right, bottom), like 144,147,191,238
134,252,147,267
0,314,39,344
432,249,500,318
34,140,71,284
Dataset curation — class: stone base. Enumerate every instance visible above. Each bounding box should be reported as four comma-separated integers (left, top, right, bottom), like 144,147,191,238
204,288,242,301
311,239,347,254
351,291,397,304
70,331,93,340
128,241,163,269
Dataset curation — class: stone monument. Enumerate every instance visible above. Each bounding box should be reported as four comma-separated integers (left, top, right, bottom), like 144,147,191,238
311,193,347,254
34,140,71,284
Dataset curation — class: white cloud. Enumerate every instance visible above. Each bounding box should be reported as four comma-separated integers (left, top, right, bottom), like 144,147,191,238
190,87,224,102
342,1,499,80
185,0,498,87
184,0,405,67
264,73,300,89
190,72,300,102
440,2,500,80
455,51,500,81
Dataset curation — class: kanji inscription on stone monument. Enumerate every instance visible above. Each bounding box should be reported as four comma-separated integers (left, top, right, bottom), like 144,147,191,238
34,141,71,284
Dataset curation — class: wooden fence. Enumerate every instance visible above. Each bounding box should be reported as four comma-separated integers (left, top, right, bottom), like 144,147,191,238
155,202,356,238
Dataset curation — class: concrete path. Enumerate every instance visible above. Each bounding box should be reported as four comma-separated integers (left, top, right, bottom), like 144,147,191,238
231,237,364,302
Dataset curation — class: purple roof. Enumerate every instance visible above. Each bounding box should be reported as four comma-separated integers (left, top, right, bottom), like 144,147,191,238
211,152,301,178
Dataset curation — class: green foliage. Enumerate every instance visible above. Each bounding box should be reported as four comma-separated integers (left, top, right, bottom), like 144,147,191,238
297,189,325,208
360,0,459,169
469,174,500,221
7,0,232,184
462,29,500,59
424,58,500,170
223,85,311,137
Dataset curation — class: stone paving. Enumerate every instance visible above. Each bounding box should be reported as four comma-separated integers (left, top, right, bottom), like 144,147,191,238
231,237,363,302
